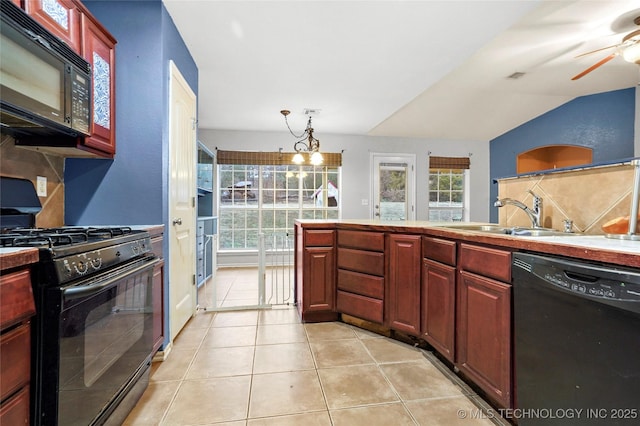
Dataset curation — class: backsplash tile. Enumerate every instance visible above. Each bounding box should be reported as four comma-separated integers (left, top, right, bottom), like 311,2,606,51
0,134,65,227
497,163,635,235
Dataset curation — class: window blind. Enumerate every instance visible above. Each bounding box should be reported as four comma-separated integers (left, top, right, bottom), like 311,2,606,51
217,150,342,167
429,156,470,169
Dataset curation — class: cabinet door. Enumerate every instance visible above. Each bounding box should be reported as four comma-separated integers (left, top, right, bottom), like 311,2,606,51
24,0,81,52
421,259,455,362
457,270,511,408
303,246,335,313
81,13,116,155
386,234,421,335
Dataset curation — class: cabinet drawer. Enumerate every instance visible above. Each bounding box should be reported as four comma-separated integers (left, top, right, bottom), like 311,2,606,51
304,230,335,247
337,248,384,276
0,385,29,426
337,269,384,299
337,290,383,324
337,230,384,252
0,269,36,330
459,243,512,283
1,323,30,401
423,236,457,266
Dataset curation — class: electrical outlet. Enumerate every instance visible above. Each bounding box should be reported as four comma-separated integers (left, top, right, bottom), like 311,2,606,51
361,199,369,206
37,176,47,197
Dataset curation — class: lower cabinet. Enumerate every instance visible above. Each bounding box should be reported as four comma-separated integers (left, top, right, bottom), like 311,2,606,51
148,227,165,355
421,236,457,363
0,265,36,425
152,259,165,354
386,234,421,335
336,230,385,324
422,258,456,362
295,224,338,322
457,243,512,409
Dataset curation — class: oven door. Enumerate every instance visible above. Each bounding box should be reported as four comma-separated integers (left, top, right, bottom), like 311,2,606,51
37,255,160,426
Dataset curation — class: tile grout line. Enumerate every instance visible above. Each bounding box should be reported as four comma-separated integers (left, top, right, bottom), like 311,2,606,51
156,311,218,425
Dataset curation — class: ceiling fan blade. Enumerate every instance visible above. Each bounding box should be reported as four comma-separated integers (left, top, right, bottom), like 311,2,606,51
571,53,617,80
574,44,619,58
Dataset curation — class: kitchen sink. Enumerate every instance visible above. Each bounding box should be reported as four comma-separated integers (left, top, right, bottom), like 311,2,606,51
438,224,578,237
439,224,510,234
508,228,578,237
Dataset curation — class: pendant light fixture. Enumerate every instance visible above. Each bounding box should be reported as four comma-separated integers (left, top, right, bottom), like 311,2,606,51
280,109,323,165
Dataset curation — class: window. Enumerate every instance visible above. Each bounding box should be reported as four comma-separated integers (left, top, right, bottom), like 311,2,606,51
218,160,340,251
428,156,470,222
429,169,465,221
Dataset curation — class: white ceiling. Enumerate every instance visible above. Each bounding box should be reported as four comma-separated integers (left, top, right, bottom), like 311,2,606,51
162,0,640,142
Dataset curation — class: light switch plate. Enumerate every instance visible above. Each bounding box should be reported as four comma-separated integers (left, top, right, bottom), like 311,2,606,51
37,176,47,196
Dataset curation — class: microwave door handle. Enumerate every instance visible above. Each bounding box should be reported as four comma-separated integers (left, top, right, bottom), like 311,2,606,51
24,29,51,49
63,257,160,300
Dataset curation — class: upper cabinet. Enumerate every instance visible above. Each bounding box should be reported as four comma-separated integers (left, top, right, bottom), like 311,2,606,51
80,10,116,155
24,0,81,52
22,0,117,157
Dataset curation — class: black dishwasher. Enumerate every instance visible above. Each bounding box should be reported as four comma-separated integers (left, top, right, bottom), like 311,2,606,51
512,252,640,425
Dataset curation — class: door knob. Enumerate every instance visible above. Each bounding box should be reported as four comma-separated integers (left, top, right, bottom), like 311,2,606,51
172,218,182,226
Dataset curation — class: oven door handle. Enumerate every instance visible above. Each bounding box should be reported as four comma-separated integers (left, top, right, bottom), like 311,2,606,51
63,257,161,300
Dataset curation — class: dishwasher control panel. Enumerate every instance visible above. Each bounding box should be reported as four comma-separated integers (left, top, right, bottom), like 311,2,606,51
518,255,640,302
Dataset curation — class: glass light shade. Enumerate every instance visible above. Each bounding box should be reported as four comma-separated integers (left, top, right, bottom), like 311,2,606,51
622,43,640,64
310,151,324,165
292,152,305,164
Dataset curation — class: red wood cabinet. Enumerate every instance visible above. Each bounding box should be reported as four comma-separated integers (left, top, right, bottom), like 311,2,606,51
295,224,338,322
0,266,36,426
22,0,117,158
421,236,457,362
24,0,81,52
386,234,421,335
336,230,385,324
421,258,456,362
80,10,116,155
457,243,512,409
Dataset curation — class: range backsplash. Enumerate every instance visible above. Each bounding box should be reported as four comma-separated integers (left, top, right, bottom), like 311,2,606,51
0,134,64,228
497,162,634,235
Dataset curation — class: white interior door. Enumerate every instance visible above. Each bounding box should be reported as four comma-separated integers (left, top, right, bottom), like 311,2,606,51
168,61,197,342
371,153,416,220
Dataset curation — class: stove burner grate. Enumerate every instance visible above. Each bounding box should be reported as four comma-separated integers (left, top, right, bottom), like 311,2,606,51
0,226,135,248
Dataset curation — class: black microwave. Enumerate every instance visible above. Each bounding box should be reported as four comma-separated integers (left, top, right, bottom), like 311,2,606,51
0,1,91,138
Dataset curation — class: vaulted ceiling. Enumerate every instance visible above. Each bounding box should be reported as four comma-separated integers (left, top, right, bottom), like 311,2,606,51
163,0,640,141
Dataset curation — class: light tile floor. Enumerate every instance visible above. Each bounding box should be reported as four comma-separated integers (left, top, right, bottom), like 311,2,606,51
199,266,295,309
124,268,508,425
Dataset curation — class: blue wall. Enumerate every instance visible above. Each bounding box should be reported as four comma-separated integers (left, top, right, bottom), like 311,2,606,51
489,88,635,222
65,0,197,226
64,0,198,349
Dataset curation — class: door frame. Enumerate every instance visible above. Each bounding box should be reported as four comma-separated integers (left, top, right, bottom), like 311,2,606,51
370,152,416,220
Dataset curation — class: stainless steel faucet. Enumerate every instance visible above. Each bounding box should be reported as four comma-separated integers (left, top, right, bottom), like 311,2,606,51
494,190,543,228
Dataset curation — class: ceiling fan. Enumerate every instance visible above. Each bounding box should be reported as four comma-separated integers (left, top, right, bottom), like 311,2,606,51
571,15,640,80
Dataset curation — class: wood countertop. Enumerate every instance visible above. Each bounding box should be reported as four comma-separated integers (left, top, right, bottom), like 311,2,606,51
0,248,39,272
295,219,640,268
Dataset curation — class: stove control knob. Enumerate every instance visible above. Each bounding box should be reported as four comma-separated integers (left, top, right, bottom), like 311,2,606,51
74,261,89,275
90,257,103,269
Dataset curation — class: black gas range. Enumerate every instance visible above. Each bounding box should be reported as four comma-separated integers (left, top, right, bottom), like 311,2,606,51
0,177,159,425
1,226,153,285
